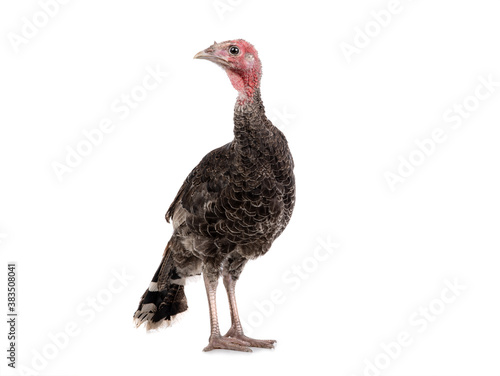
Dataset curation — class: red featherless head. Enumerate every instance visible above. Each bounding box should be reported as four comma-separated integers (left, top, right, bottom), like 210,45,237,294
194,39,262,104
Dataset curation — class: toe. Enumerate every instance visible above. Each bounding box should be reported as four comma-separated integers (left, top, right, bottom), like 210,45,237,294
203,336,252,352
225,337,251,347
223,333,276,349
247,338,276,349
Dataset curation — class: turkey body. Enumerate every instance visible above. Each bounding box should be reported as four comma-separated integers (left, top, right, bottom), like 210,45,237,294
167,89,295,281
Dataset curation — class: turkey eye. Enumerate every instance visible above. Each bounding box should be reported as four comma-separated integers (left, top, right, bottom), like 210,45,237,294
229,46,240,55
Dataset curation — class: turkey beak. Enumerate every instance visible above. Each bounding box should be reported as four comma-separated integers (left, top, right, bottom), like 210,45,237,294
194,49,230,68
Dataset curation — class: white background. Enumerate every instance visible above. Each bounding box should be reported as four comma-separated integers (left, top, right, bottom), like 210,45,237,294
1,0,499,375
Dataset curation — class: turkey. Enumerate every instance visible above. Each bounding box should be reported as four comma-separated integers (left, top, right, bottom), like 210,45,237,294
134,39,295,352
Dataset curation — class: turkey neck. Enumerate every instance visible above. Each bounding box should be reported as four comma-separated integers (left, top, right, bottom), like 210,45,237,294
233,88,274,157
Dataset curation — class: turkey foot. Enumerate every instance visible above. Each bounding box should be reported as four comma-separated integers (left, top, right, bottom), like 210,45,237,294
223,327,276,349
203,335,252,352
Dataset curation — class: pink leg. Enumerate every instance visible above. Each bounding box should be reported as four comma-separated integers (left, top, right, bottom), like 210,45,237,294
222,272,276,349
202,273,252,352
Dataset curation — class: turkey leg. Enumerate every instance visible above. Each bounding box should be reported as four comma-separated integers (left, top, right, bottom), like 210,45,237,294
222,272,276,349
202,272,252,352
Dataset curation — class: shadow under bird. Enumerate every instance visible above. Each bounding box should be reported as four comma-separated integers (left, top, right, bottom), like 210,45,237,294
134,39,296,352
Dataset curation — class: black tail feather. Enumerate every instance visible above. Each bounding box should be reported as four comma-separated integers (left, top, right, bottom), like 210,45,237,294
134,242,188,330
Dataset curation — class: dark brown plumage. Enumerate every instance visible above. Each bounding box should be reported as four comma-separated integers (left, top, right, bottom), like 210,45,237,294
134,39,295,352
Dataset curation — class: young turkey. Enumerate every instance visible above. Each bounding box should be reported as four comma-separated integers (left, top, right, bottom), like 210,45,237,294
134,39,295,352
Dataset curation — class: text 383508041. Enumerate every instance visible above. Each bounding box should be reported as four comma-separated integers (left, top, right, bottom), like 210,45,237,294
7,263,17,368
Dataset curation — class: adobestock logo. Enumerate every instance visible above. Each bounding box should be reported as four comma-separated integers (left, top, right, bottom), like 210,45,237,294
340,0,416,63
384,74,499,192
351,277,466,376
212,0,243,21
7,0,71,54
51,64,169,182
240,235,340,336
18,268,133,376
268,105,296,132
